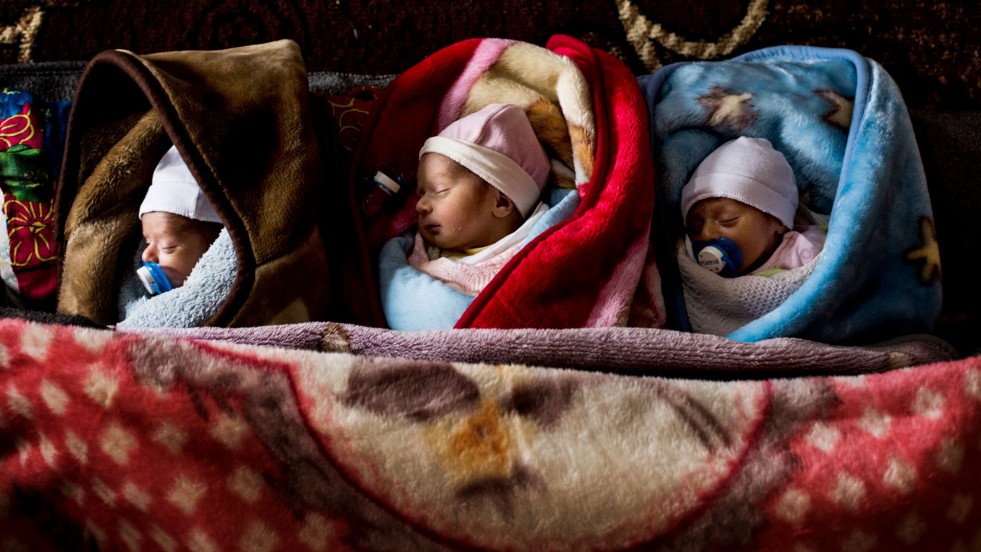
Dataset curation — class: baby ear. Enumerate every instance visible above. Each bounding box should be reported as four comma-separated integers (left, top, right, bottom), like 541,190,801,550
491,189,517,218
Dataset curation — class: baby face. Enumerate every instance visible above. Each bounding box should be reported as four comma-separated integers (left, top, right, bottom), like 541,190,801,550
415,153,504,251
141,212,218,287
686,197,786,274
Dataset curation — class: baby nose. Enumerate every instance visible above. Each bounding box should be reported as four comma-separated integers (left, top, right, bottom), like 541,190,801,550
693,224,721,242
415,196,430,214
141,244,156,263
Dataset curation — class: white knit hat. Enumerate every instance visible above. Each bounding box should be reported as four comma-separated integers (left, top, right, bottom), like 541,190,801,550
419,103,549,218
680,137,798,229
138,145,222,223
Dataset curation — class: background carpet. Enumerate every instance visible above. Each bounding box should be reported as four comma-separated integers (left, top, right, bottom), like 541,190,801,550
1,0,978,351
1,0,979,110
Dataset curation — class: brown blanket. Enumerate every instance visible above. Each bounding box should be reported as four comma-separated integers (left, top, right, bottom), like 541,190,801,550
54,39,331,327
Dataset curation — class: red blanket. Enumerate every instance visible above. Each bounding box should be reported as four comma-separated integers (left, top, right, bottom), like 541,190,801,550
344,35,662,329
1,317,977,550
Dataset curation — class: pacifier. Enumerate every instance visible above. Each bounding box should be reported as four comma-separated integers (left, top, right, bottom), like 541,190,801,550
690,237,743,278
136,261,174,295
361,165,403,215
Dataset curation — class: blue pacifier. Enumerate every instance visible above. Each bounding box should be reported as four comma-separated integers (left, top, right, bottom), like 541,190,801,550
136,261,174,295
691,237,743,278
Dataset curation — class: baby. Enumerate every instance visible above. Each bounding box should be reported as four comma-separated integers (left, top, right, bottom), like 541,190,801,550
405,102,551,295
136,145,223,294
681,137,825,277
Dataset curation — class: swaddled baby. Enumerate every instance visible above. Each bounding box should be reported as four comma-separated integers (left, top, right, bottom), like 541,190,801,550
678,136,828,336
116,145,233,329
137,145,223,294
682,137,825,277
404,102,551,294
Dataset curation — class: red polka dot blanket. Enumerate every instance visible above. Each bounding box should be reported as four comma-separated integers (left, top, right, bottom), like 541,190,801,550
0,316,975,550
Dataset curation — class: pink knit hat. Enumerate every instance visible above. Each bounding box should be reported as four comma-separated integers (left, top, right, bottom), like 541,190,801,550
681,137,798,228
419,103,550,217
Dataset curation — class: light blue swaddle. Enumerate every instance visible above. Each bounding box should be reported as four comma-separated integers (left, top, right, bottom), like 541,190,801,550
117,228,236,329
379,188,578,330
639,45,942,343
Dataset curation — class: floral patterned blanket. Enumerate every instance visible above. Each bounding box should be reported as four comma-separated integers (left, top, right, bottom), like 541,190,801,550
0,316,977,551
0,89,67,310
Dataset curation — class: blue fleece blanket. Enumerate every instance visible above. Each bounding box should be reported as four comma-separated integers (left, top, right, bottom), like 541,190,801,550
116,228,236,329
379,188,577,330
639,46,942,343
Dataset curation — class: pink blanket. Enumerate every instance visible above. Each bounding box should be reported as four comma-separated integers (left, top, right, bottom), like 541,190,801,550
2,317,977,550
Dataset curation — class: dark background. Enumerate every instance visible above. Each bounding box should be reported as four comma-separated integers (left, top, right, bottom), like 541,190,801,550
3,0,979,110
2,0,979,351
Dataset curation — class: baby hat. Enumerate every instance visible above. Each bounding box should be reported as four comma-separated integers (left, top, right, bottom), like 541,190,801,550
419,103,550,217
681,137,798,229
138,145,222,223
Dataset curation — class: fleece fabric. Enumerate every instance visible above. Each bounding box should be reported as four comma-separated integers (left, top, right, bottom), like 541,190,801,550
355,35,662,330
640,45,942,343
1,316,976,551
54,40,331,327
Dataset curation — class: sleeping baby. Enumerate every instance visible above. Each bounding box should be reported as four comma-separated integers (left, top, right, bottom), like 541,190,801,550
136,145,223,294
401,102,550,295
682,137,825,277
377,102,553,329
677,136,828,336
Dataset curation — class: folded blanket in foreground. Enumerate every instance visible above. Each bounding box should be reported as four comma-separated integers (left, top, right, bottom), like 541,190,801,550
54,39,331,327
1,317,978,550
130,321,958,378
640,46,942,344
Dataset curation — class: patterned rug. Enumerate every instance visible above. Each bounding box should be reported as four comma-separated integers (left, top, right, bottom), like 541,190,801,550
1,0,978,110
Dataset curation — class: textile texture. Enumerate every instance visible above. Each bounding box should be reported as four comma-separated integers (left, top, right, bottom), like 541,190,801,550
368,36,660,331
0,0,978,349
641,46,942,344
1,317,976,551
54,40,332,328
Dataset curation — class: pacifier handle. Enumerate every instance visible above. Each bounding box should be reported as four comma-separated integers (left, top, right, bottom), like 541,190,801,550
691,237,743,278
137,261,174,295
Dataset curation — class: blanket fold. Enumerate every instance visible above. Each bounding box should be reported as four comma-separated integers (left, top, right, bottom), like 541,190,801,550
54,39,331,327
1,316,977,551
129,321,958,378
